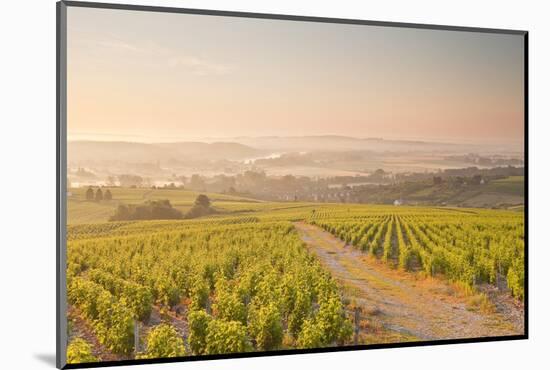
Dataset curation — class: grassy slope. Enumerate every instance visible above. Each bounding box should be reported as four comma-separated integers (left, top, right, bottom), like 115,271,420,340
68,179,525,225
485,176,525,196
67,187,266,224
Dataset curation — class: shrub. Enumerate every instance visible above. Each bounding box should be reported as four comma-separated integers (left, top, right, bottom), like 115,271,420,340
507,257,524,300
247,302,283,351
189,278,210,311
188,310,212,355
95,295,134,355
212,279,247,324
296,319,323,348
205,320,249,354
66,338,98,364
296,297,352,348
141,324,185,359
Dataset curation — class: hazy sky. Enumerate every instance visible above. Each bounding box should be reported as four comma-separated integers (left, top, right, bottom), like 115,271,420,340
67,7,524,144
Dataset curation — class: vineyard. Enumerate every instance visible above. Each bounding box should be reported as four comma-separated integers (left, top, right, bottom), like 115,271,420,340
308,206,525,299
66,198,525,364
67,219,353,363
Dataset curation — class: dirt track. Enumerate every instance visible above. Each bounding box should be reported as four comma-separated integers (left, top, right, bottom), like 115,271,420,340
294,222,523,342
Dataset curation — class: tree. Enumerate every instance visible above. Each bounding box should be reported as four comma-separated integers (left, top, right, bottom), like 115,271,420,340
185,195,214,219
140,324,185,359
66,338,98,364
85,187,94,201
95,188,103,202
104,189,112,201
194,194,211,208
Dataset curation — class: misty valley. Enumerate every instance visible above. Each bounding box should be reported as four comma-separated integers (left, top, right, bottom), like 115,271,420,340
67,136,524,211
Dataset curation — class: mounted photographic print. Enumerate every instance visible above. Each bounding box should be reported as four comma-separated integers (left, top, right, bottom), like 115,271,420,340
56,1,527,368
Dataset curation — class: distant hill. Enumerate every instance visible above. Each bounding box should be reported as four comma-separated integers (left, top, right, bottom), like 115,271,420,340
68,141,264,162
219,135,516,153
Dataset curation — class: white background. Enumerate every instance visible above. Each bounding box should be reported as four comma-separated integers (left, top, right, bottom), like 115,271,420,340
1,0,547,368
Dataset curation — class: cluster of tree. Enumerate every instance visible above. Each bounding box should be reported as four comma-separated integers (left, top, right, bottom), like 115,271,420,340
397,165,524,183
185,194,215,219
444,154,524,167
433,174,485,186
117,174,144,188
86,187,112,202
109,200,182,221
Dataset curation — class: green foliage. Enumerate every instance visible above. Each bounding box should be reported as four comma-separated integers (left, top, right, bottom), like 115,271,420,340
296,318,323,348
315,297,353,345
287,286,312,337
189,278,210,311
68,278,134,355
155,275,181,308
247,302,283,350
66,338,98,364
95,296,134,355
65,202,524,362
296,296,352,348
110,200,182,221
88,269,153,321
212,278,247,324
507,256,524,300
188,310,212,355
140,323,186,359
205,319,249,354
311,207,524,299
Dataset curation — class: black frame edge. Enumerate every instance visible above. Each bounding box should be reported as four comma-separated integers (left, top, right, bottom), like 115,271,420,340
63,335,528,369
523,32,529,339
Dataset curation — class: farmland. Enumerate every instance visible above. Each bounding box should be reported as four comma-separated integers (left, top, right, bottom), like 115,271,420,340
66,188,524,363
67,187,283,224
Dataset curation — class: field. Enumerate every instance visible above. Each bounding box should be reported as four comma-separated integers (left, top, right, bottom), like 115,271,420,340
485,176,525,196
66,188,525,363
67,187,285,224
